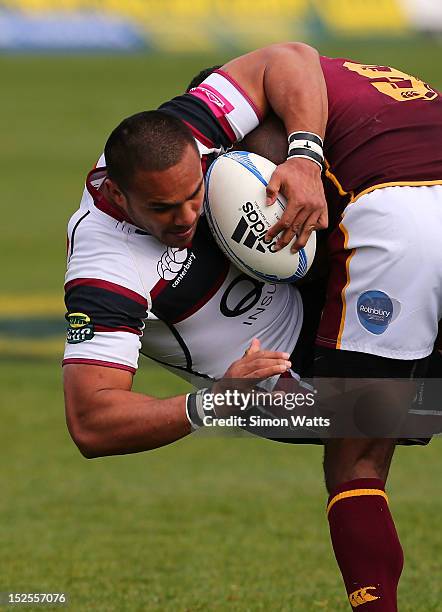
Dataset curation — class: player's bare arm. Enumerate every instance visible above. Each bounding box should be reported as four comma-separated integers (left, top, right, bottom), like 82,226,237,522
222,42,328,251
63,341,291,459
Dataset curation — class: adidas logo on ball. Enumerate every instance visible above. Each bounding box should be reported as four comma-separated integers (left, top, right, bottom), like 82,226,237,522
204,151,316,283
231,202,278,253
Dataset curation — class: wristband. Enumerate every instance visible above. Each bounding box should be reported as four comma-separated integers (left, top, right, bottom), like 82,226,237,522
185,388,211,430
287,131,324,170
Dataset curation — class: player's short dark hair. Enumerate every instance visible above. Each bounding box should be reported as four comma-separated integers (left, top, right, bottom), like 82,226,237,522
186,65,222,92
104,110,197,192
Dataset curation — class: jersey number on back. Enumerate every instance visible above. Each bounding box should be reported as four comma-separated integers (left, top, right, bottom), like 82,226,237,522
344,62,438,102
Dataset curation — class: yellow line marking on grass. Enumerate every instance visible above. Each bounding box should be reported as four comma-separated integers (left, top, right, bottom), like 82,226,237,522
0,294,64,317
0,337,65,358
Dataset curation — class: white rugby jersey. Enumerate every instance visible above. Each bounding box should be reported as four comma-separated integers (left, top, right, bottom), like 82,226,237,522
63,70,303,384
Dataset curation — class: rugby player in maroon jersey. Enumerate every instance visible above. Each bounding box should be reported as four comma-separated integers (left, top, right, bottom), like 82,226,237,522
184,52,442,610
64,43,442,611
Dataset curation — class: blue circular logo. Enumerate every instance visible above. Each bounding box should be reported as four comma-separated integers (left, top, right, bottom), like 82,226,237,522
357,290,394,335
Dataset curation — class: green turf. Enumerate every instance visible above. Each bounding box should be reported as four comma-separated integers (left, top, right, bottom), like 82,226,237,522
1,360,441,611
2,40,442,610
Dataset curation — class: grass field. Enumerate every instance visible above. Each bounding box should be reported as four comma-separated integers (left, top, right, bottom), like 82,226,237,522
1,39,442,610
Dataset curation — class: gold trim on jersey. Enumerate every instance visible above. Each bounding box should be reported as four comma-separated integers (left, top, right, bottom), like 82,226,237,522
336,222,355,350
324,159,354,199
351,179,442,203
327,488,389,516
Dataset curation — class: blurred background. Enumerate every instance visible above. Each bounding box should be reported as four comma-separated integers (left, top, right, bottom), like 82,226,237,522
1,1,441,610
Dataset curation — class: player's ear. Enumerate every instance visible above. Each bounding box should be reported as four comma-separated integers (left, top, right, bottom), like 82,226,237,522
104,177,128,208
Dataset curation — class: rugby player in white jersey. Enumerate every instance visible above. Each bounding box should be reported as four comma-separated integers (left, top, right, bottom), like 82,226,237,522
64,43,327,457
63,42,442,611
64,110,306,446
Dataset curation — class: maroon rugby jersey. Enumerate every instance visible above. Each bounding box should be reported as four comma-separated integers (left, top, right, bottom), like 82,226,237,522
320,57,442,212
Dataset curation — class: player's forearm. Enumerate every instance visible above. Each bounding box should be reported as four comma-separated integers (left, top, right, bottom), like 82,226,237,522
68,389,191,458
263,43,328,138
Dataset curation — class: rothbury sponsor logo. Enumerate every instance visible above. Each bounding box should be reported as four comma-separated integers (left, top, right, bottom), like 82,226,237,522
357,290,401,335
359,305,391,318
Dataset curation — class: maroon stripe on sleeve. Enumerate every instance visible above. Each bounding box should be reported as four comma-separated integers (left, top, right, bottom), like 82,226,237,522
62,358,136,373
94,325,142,335
65,278,148,306
214,69,263,121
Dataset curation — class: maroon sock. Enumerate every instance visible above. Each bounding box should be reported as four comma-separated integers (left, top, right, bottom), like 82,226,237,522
327,478,403,610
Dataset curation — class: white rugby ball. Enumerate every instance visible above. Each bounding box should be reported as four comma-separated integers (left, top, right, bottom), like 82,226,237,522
204,151,316,283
